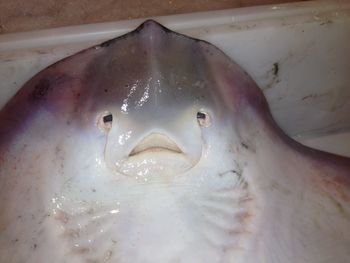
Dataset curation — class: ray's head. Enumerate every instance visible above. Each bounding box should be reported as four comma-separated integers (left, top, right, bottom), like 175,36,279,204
1,20,271,177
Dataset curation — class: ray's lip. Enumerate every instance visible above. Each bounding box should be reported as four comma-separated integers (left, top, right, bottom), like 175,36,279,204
129,133,183,157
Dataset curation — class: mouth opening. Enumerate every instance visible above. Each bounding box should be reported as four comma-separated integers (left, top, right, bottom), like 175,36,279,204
129,133,183,157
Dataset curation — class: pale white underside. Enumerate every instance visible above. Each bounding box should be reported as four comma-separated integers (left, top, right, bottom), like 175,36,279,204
0,112,350,263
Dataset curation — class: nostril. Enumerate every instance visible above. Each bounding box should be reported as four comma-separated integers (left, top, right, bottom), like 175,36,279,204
103,114,113,123
197,112,206,119
197,111,211,127
97,111,113,132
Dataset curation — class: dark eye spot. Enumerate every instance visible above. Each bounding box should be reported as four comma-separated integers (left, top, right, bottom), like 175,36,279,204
103,114,113,123
197,112,206,120
98,111,113,132
197,111,211,127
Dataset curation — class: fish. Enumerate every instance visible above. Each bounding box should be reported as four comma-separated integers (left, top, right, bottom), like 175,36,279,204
0,20,349,263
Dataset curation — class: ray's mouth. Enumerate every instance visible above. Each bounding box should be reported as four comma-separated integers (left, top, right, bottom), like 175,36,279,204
129,133,183,157
112,133,198,178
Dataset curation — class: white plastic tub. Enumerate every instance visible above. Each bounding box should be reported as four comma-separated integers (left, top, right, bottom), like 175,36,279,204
0,0,349,156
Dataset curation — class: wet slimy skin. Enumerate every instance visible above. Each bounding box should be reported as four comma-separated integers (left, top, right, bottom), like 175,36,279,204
0,20,350,263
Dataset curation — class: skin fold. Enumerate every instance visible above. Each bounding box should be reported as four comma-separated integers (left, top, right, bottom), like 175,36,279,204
0,20,349,263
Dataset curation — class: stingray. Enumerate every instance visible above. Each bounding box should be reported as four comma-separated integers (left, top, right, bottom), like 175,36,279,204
0,20,349,263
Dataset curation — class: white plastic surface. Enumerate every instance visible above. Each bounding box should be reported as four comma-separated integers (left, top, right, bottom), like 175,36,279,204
0,0,349,156
300,131,350,157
